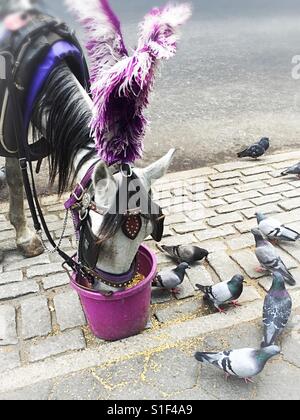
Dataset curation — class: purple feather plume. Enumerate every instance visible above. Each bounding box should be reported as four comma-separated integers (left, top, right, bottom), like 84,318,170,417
65,1,192,165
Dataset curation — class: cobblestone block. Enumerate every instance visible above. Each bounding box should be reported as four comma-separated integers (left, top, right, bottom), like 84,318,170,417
215,201,253,214
258,184,294,195
236,181,268,193
224,190,261,204
214,160,259,172
207,251,241,282
173,221,206,234
27,263,64,279
54,291,86,331
259,268,300,292
4,254,50,272
275,209,300,224
187,183,210,194
151,288,173,304
241,173,270,183
186,208,216,221
160,234,196,247
231,250,266,279
235,219,258,234
29,330,86,362
155,299,201,323
202,198,226,208
241,166,273,176
209,171,241,181
279,198,300,211
211,178,240,188
241,204,280,219
198,239,228,252
164,214,188,226
42,273,70,290
0,349,20,373
21,296,52,340
238,286,261,304
0,271,23,285
0,305,17,345
0,281,39,301
252,194,283,206
188,266,214,290
208,212,243,228
175,279,195,300
227,233,254,250
282,189,300,199
195,225,236,242
207,187,237,199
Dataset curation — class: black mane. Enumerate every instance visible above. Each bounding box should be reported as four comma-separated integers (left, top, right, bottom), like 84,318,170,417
32,62,96,194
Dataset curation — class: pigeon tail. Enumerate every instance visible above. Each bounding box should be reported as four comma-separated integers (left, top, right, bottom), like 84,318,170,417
194,352,217,364
195,283,209,294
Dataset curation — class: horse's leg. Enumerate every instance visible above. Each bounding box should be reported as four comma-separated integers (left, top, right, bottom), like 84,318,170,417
5,157,44,257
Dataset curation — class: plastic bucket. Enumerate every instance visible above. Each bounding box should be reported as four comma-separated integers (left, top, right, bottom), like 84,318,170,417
70,245,157,341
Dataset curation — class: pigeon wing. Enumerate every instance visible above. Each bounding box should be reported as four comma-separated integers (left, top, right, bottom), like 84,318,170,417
262,293,292,346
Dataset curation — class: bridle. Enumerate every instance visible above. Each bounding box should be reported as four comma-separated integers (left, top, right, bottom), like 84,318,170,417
64,162,165,291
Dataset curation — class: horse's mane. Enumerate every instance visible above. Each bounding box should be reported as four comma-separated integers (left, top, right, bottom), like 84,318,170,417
32,62,96,194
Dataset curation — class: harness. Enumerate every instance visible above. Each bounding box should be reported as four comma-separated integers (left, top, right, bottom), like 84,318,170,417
64,162,165,291
0,10,89,160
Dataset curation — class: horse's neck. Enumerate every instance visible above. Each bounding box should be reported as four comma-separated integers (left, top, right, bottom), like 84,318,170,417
70,75,99,182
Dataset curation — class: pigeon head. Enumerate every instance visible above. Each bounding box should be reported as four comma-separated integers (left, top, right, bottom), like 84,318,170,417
259,137,270,150
271,272,286,291
255,212,266,224
251,228,265,244
260,345,281,358
178,262,190,271
230,274,245,285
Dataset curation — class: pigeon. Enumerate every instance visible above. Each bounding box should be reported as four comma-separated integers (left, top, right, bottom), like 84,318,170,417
261,272,292,348
256,212,300,242
194,345,280,383
153,263,190,293
195,274,245,313
281,162,300,179
251,228,296,286
237,137,270,159
159,244,209,264
0,167,6,188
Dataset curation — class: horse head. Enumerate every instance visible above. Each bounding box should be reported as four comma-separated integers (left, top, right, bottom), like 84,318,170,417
78,148,175,293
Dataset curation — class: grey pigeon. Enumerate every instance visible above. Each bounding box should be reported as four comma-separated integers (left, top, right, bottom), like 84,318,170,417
0,167,6,188
195,345,280,383
256,212,300,242
281,162,300,178
196,275,245,313
261,272,292,348
251,228,296,286
153,263,190,293
237,137,270,159
159,244,209,264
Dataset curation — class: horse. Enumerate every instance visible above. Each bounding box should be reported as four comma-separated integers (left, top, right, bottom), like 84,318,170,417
0,0,190,291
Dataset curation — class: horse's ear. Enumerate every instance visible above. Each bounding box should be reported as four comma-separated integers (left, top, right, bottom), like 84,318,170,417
93,161,117,208
142,148,176,187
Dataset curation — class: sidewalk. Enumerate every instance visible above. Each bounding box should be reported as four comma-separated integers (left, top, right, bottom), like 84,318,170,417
1,150,300,400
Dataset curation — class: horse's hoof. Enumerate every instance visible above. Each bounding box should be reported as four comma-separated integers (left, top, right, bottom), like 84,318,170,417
17,235,44,258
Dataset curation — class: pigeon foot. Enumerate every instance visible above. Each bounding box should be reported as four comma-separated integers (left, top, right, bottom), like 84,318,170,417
255,266,267,273
171,288,181,295
244,377,254,384
231,300,242,307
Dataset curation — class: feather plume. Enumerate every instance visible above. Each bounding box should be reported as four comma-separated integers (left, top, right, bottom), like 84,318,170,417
65,1,192,165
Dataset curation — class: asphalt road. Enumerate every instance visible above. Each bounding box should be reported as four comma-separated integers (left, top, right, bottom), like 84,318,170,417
2,0,300,194
43,0,300,170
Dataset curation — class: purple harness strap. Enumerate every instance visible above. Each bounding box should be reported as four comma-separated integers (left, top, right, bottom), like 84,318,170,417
24,40,84,131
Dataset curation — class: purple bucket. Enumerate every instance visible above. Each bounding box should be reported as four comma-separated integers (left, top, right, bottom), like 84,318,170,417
70,245,157,341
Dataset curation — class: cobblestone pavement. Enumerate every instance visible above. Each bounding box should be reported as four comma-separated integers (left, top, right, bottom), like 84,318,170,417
1,150,300,399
